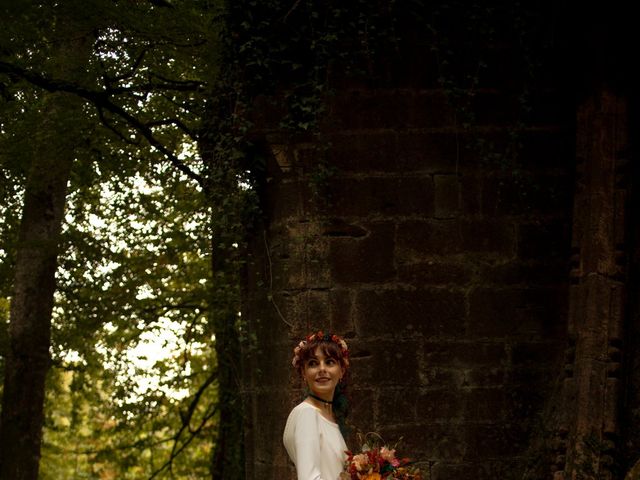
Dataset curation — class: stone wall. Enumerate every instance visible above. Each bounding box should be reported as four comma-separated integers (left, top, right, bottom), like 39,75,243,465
241,35,576,478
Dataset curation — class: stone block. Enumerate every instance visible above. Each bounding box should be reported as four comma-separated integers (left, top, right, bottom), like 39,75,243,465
506,366,557,387
330,222,396,284
249,340,294,389
329,288,355,334
462,366,506,387
417,388,464,421
346,339,421,387
396,219,462,261
460,174,482,215
517,220,571,260
525,89,574,126
267,222,330,289
377,388,420,426
397,260,474,286
254,391,291,467
347,388,376,432
465,423,529,460
355,288,466,338
267,250,306,291
505,380,551,422
326,90,455,131
469,91,521,125
479,259,568,286
265,178,308,222
397,218,515,260
377,423,467,462
511,341,565,367
467,286,566,338
268,288,345,339
518,129,575,170
383,44,441,88
430,460,524,480
481,174,573,217
459,219,515,255
327,42,442,90
327,132,399,173
243,292,297,348
434,174,461,218
396,131,466,173
462,387,506,421
420,367,464,388
306,289,331,331
326,176,435,218
406,90,458,128
454,129,573,174
423,341,507,367
323,91,398,130
302,236,331,289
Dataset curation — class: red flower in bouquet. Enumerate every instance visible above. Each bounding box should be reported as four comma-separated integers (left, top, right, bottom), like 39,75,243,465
341,435,422,480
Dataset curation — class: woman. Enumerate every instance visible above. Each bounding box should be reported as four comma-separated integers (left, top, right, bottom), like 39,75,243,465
283,331,350,480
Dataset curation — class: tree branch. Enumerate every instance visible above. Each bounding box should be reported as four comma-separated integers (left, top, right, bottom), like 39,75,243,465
97,106,141,145
147,371,219,479
108,81,204,95
101,47,149,85
0,60,206,188
146,118,195,140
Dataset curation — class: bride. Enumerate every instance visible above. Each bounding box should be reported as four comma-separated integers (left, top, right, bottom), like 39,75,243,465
283,331,350,480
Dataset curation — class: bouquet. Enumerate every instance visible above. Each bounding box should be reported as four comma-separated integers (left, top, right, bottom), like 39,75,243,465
340,434,423,480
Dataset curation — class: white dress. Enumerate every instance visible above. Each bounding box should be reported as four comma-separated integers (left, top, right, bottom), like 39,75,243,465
283,401,347,480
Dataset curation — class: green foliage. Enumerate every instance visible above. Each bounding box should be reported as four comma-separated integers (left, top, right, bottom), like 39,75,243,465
1,0,227,477
38,162,218,479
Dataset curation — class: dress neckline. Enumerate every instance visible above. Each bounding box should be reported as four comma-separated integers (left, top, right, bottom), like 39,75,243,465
301,401,339,426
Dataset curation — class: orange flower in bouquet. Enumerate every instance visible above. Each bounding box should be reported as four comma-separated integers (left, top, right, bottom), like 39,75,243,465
340,434,422,480
361,474,382,480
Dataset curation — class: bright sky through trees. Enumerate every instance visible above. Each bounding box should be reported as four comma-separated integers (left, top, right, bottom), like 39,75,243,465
55,168,209,401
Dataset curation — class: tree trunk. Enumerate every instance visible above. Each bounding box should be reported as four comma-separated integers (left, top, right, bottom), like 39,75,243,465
210,307,245,480
207,187,246,480
0,95,75,478
199,116,246,479
0,20,89,474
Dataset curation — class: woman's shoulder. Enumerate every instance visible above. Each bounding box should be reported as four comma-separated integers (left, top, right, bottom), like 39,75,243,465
284,401,318,437
287,401,317,418
286,401,320,425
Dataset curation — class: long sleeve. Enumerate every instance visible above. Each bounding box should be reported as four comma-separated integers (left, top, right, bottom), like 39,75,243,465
284,403,346,480
292,408,324,480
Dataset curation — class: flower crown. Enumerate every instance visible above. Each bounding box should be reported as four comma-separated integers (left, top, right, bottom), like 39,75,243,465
292,331,349,369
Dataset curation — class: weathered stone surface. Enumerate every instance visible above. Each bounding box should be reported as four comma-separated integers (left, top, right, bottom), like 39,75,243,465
396,219,462,259
480,260,568,286
327,176,435,218
347,339,421,386
326,90,456,130
423,341,507,366
468,286,566,338
416,389,463,421
242,9,578,479
396,131,466,173
330,222,396,284
481,174,573,216
429,460,523,480
459,219,516,255
355,288,467,338
434,174,461,218
397,260,474,285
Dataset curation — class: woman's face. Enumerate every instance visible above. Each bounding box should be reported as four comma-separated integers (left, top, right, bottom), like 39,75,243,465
303,346,344,400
